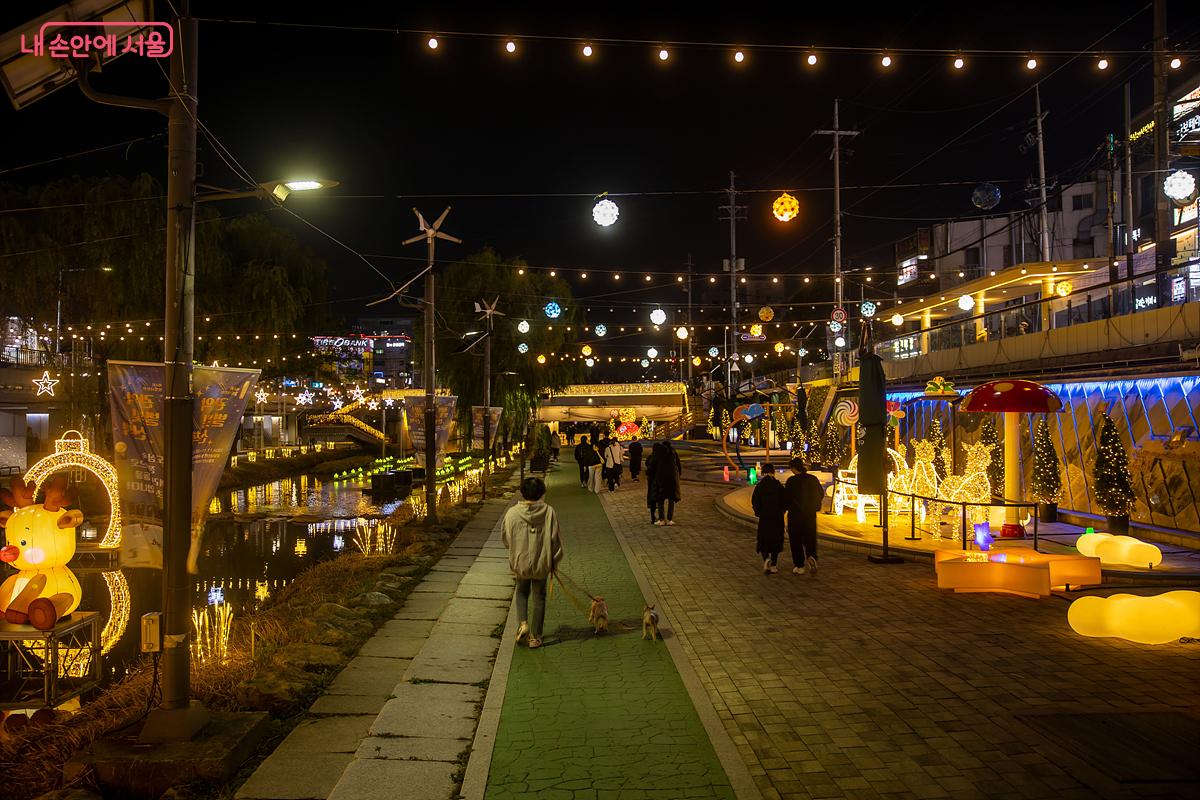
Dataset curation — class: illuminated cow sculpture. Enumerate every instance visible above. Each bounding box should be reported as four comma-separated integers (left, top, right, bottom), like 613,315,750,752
0,475,83,630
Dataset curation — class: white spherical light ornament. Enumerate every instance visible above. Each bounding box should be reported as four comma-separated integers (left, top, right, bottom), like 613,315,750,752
834,335,846,348
585,358,595,368
592,198,619,226
860,300,877,318
708,346,720,358
594,324,607,337
640,359,650,367
890,313,904,326
1163,169,1196,202
517,342,529,354
957,294,976,311
675,326,689,340
517,319,530,334
649,308,667,325
743,354,754,364
647,348,658,359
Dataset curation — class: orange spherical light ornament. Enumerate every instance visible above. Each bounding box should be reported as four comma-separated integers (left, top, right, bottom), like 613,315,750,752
758,306,774,322
772,192,799,222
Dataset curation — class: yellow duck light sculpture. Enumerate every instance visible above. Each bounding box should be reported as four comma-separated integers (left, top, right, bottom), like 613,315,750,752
0,474,83,630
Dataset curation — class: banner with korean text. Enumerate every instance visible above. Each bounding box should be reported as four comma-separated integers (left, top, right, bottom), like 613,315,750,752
107,361,258,571
471,406,504,450
406,396,457,467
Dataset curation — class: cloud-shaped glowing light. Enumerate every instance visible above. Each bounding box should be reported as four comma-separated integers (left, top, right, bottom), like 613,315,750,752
1075,532,1163,568
1068,591,1200,645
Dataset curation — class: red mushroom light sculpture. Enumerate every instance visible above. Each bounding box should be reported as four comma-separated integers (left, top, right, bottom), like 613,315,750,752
959,379,1064,537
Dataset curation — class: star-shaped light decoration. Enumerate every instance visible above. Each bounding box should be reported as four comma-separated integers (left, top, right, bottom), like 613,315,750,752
366,399,380,411
349,386,366,402
33,370,59,397
384,397,395,408
255,389,269,405
332,399,344,410
295,390,314,405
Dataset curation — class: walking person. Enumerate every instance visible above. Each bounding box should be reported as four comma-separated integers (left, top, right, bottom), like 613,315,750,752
648,441,682,526
785,457,824,575
603,437,624,491
751,463,787,574
502,477,563,649
574,435,596,488
628,439,644,482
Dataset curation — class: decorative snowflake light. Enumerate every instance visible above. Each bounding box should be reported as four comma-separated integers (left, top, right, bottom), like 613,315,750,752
860,301,877,318
594,324,607,337
1163,169,1196,202
829,320,843,333
543,301,561,319
517,342,529,354
708,346,720,357
593,198,620,226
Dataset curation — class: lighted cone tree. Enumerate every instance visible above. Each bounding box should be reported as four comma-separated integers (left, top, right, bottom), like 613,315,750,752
1091,412,1136,532
1030,417,1062,508
979,416,1003,496
930,417,949,481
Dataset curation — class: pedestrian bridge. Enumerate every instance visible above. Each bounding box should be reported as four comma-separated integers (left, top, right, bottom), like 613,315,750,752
534,382,690,424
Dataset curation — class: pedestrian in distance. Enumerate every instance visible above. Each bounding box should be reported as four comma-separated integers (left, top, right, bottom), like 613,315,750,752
573,435,593,488
628,439,644,482
785,456,823,576
502,477,563,650
603,437,624,491
751,463,787,574
648,441,682,526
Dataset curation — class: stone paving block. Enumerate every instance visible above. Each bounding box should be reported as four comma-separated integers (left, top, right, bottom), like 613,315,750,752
325,655,412,694
378,618,435,637
236,751,352,799
406,631,499,684
358,635,425,659
440,596,510,626
457,572,515,587
433,621,499,637
370,682,481,739
412,575,463,593
309,693,388,716
328,758,456,800
275,715,375,754
355,735,469,762
455,581,515,601
391,591,453,619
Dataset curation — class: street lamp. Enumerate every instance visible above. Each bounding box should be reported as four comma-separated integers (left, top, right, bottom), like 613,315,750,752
196,178,338,204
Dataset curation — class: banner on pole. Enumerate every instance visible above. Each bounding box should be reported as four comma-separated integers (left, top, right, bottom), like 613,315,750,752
107,361,258,570
471,406,504,449
407,395,457,467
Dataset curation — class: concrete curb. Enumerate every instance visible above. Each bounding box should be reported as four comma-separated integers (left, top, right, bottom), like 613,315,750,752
601,495,764,800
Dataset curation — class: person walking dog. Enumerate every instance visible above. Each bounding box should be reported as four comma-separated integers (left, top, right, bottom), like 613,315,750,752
751,463,787,574
502,477,563,649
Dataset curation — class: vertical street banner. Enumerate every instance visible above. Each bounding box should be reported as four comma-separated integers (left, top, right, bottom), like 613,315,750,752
108,361,258,570
471,406,504,449
407,395,457,467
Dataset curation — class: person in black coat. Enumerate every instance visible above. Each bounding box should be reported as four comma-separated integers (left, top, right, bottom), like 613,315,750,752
751,463,787,574
785,457,824,575
647,441,682,526
573,435,593,487
628,440,644,482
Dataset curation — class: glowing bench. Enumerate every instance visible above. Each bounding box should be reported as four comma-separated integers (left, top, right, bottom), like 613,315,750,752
1069,591,1200,645
934,550,1102,598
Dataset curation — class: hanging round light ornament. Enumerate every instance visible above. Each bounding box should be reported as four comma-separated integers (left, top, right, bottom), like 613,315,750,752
891,313,904,326
860,300,877,318
798,347,809,357
1054,281,1073,297
517,342,529,354
1163,169,1196,203
543,301,562,319
749,323,763,337
647,348,658,359
774,342,785,354
758,306,774,322
829,320,843,333
594,323,607,337
957,294,976,311
517,319,530,334
708,346,720,358
592,196,620,226
649,308,667,325
640,359,650,367
536,354,547,364
581,344,593,356
772,192,799,222
834,335,846,348
675,326,689,340
744,354,754,363
585,357,595,368
692,356,702,366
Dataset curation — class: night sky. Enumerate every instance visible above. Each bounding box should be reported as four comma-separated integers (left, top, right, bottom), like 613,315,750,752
4,2,1200,376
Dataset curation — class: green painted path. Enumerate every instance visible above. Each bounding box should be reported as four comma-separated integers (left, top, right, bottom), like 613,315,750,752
485,460,735,799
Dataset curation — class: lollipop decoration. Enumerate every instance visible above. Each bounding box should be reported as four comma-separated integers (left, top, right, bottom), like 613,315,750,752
832,398,860,427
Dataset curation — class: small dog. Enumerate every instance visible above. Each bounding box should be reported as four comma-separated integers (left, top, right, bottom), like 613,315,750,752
588,597,609,634
641,604,659,641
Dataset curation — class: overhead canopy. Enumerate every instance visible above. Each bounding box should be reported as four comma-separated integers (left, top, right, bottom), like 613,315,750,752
960,379,1063,413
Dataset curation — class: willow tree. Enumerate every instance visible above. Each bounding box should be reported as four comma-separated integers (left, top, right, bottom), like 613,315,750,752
413,248,582,447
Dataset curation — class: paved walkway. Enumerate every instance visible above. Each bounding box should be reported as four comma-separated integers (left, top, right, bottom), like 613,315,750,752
600,479,1200,800
236,493,516,800
482,463,740,799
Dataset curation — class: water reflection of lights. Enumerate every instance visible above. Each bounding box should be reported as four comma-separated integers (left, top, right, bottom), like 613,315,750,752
208,586,225,605
333,534,345,552
294,538,308,557
23,569,130,678
255,580,270,602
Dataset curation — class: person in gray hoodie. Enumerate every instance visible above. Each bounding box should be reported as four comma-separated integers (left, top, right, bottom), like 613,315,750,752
502,477,564,649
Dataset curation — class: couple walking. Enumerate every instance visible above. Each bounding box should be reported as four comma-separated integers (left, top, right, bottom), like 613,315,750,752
750,458,823,575
645,441,682,526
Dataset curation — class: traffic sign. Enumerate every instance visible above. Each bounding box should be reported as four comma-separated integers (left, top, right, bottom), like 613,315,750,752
831,307,847,323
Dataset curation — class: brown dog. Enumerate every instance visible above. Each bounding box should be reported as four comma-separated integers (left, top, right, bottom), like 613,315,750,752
588,597,609,634
641,604,659,641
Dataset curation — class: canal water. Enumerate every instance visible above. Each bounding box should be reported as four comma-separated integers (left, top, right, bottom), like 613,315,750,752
74,474,410,685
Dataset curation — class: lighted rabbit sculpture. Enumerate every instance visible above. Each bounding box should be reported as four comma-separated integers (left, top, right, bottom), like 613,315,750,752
0,475,83,630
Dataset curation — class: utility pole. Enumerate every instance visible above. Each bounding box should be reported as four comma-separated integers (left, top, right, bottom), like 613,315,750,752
718,172,746,399
685,254,694,390
815,99,858,381
1152,0,1172,305
1106,132,1118,313
1035,85,1052,263
482,322,491,500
